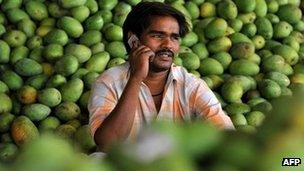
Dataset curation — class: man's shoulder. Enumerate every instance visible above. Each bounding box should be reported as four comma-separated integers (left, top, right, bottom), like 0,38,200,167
95,62,130,83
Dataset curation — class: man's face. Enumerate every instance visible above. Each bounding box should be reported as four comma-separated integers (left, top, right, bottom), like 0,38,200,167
140,16,180,72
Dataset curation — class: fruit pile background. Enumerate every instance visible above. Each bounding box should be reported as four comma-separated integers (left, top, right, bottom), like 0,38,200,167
0,0,304,170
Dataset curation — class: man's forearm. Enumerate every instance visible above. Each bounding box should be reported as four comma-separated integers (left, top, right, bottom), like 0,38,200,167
94,76,142,151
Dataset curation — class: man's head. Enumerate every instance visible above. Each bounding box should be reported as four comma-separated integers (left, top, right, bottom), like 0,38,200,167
123,2,189,71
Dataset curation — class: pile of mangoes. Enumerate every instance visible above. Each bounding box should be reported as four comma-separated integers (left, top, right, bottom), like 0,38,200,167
0,0,304,164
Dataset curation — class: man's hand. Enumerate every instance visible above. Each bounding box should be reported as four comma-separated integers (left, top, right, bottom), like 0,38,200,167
129,45,155,81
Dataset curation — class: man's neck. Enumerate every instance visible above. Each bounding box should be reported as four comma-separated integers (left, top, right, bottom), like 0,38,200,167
144,69,170,84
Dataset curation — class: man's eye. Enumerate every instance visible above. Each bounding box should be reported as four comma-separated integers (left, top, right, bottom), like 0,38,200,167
152,34,163,38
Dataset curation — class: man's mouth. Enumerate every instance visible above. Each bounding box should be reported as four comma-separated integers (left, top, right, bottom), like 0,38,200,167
155,51,174,58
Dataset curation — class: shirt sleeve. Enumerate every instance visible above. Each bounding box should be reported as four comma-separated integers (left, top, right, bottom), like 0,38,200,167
88,80,117,137
190,80,235,130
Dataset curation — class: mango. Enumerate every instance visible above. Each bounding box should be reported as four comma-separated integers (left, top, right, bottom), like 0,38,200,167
25,1,48,21
55,102,81,122
0,93,12,113
225,103,250,116
217,0,238,20
198,58,224,76
230,42,255,59
229,59,260,76
3,30,27,47
0,40,10,63
255,17,273,40
276,4,302,24
258,79,281,99
44,29,68,46
17,85,37,104
179,52,200,70
85,51,110,73
70,6,90,23
1,70,23,91
38,116,61,132
54,55,79,76
204,18,228,39
59,78,84,102
14,58,43,77
23,103,51,121
57,16,83,38
11,116,39,146
58,0,87,9
79,30,102,47
234,0,256,13
38,88,62,107
65,44,92,63
221,81,243,103
273,45,299,65
207,36,232,53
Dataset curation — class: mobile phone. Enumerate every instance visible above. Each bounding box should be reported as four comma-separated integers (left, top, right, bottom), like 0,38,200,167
128,34,140,49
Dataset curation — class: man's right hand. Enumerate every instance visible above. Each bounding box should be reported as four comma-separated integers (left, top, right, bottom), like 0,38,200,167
129,45,155,81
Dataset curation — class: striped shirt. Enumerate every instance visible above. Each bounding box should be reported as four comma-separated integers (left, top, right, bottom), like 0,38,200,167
88,62,234,140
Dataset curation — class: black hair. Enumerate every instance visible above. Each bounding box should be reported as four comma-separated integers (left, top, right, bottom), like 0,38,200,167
122,2,190,53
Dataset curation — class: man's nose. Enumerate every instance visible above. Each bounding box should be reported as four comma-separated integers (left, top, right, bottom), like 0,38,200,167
161,37,174,49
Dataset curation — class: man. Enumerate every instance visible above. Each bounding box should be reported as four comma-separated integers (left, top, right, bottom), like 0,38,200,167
88,2,234,152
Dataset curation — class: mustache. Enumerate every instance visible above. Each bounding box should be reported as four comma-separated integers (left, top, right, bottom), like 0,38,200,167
155,48,174,58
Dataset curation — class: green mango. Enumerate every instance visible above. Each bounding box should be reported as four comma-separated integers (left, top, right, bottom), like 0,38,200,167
59,78,84,102
207,36,232,53
230,42,255,59
198,58,224,76
273,45,299,65
3,30,27,47
55,102,81,122
261,55,285,73
255,17,273,40
17,18,36,37
236,12,256,24
234,0,256,13
38,116,61,132
229,59,260,76
26,74,48,90
65,44,92,63
44,29,69,46
273,21,293,39
204,18,228,39
46,74,67,88
85,0,99,14
98,0,118,10
181,32,198,47
246,111,265,127
79,30,102,47
229,32,252,44
179,52,200,70
266,0,279,13
221,80,243,103
217,0,238,20
23,103,51,121
258,79,281,99
27,36,43,50
43,44,64,62
0,143,18,163
6,8,29,23
74,125,96,152
84,13,104,30
57,16,83,38
254,0,267,17
70,6,90,23
14,58,43,77
276,4,302,24
241,23,257,37
211,52,232,70
38,88,62,107
0,93,12,113
224,103,250,115
105,41,127,59
58,0,87,9
25,1,48,21
1,0,22,11
1,70,23,90
265,71,290,87
82,72,99,90
86,51,110,73
0,40,10,63
191,43,209,60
